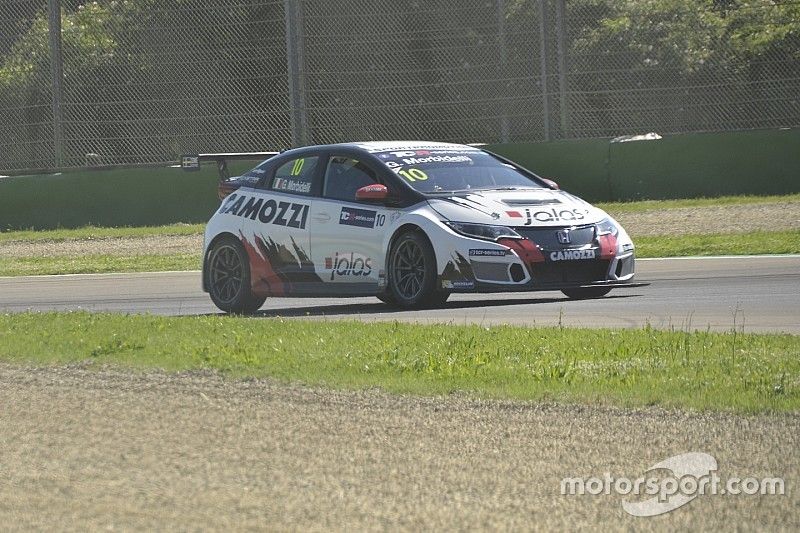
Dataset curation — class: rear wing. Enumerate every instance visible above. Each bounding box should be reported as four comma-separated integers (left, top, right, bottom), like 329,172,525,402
181,151,280,180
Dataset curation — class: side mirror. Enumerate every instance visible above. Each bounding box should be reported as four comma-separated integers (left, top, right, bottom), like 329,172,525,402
541,178,559,190
355,183,390,202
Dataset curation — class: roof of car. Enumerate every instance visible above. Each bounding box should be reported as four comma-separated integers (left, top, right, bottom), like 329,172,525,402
325,141,484,154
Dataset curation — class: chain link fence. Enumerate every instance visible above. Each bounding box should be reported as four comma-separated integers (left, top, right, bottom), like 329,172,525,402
1,0,798,173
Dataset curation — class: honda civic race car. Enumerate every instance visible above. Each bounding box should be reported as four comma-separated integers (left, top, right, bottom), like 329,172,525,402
194,141,637,313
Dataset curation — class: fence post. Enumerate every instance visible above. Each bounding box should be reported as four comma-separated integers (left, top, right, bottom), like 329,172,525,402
538,0,551,141
284,0,310,147
555,0,570,139
497,0,510,143
47,0,64,168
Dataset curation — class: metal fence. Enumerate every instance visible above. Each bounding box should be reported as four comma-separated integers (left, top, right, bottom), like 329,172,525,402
1,0,798,173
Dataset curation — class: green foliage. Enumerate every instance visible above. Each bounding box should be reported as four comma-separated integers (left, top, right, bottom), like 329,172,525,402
1,311,798,412
0,14,48,89
570,0,800,73
572,0,725,73
0,2,116,90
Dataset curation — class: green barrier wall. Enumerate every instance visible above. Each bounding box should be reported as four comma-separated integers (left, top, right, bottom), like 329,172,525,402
488,127,800,202
1,128,798,230
0,162,256,230
487,138,612,200
606,128,800,199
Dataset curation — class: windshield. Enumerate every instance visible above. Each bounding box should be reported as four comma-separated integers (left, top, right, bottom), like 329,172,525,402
374,149,544,193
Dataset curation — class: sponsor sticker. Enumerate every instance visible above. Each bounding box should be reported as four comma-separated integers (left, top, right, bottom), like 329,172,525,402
549,249,596,261
469,249,508,257
339,207,377,228
523,207,590,225
400,155,473,165
273,177,312,194
325,252,373,280
357,144,480,154
219,193,310,229
442,279,475,290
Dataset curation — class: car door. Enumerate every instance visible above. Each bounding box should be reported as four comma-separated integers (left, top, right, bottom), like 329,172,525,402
237,154,322,295
309,155,390,294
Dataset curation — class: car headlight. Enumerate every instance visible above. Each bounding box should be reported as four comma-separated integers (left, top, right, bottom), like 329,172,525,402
596,218,619,237
445,222,521,241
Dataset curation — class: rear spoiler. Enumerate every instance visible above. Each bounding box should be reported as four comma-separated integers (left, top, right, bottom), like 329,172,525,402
181,151,280,180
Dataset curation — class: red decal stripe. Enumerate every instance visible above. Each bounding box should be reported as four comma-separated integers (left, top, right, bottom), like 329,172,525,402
239,232,285,296
498,238,545,266
598,234,618,260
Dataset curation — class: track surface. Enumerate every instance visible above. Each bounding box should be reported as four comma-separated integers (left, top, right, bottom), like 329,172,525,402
1,256,798,332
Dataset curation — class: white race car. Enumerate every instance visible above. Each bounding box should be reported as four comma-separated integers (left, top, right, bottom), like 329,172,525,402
196,141,637,313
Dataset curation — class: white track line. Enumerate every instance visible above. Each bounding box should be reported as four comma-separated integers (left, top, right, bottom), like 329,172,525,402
638,254,800,261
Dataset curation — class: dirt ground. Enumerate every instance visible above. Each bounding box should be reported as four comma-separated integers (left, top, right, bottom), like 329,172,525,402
611,201,800,237
0,363,796,531
2,200,799,258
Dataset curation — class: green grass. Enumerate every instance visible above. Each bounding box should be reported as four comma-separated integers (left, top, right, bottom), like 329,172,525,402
0,254,200,276
1,312,797,413
2,231,797,277
598,193,800,214
635,230,800,257
0,223,204,242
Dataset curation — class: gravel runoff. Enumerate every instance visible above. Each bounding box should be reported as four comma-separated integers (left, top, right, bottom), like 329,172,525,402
612,201,800,237
1,201,799,259
0,363,796,531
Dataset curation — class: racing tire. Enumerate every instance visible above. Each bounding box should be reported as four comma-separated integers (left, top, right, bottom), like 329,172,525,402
205,236,266,314
561,286,612,300
376,292,397,305
388,231,449,309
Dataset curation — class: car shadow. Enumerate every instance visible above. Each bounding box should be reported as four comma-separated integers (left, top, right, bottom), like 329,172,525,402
249,293,641,318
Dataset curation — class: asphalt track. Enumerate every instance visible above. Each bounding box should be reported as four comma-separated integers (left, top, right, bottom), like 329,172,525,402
1,255,798,332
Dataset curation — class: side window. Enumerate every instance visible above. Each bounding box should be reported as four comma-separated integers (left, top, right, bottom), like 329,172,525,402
270,156,318,196
241,160,271,182
323,156,379,203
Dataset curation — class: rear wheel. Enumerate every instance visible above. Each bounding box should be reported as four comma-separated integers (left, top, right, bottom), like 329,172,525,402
561,286,612,300
205,236,266,314
388,231,448,308
376,292,397,305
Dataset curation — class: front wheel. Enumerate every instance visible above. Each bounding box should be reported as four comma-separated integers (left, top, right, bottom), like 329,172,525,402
388,231,448,308
561,286,612,300
205,236,266,314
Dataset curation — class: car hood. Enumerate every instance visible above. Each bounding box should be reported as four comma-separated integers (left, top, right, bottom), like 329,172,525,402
426,189,607,227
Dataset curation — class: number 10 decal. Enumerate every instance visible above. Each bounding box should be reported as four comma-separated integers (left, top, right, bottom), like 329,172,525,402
398,168,428,182
291,158,305,176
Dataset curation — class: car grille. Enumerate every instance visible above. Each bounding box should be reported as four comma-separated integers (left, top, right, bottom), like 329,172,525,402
529,260,610,285
471,261,511,282
515,225,595,249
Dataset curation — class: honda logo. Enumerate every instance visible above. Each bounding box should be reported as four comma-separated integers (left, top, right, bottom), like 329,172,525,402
557,229,571,244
